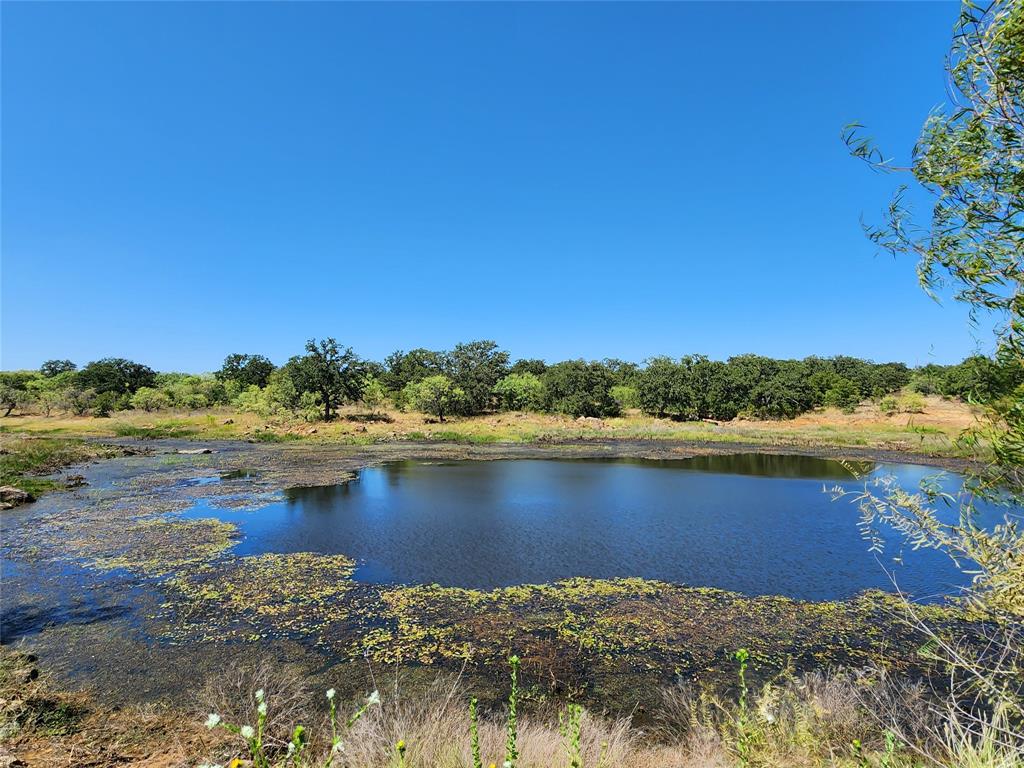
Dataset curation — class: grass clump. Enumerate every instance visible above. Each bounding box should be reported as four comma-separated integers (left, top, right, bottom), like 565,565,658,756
0,434,119,498
191,654,1024,768
113,420,199,438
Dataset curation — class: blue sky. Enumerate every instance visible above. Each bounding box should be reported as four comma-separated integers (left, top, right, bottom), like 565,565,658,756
1,1,994,372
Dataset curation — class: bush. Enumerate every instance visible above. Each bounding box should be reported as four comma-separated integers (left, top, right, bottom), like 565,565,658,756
610,384,639,410
404,375,464,422
297,391,323,423
898,392,926,413
360,378,388,413
879,396,899,416
823,377,861,411
92,392,119,417
130,387,172,412
61,388,96,416
493,373,546,412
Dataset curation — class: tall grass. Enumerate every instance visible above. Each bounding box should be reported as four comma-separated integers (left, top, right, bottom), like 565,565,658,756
193,652,1024,768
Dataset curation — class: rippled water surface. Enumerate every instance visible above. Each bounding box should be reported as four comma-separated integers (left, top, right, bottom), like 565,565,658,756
185,454,1015,600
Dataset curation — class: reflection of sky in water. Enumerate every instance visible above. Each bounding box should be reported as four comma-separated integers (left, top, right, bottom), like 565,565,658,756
181,456,1020,602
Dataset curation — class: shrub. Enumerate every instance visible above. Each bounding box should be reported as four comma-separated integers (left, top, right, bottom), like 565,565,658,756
130,387,172,412
610,384,639,410
360,378,388,413
297,391,323,423
879,396,899,416
404,375,464,422
898,392,926,413
493,373,546,412
823,378,861,411
92,392,119,417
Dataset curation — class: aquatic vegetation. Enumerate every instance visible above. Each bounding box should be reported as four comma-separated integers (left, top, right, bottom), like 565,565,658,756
89,517,238,576
164,552,358,642
358,579,959,693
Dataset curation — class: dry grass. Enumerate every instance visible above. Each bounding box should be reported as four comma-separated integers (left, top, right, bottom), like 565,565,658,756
5,647,1023,768
0,395,984,457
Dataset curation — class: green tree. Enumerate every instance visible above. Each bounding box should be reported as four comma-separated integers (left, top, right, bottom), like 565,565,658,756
405,375,464,421
78,358,156,396
494,373,546,411
444,340,510,415
289,339,366,421
543,361,620,418
216,354,275,389
681,355,738,420
845,0,1023,747
509,358,548,376
382,349,446,393
40,359,76,378
0,372,37,416
636,357,681,418
749,360,813,419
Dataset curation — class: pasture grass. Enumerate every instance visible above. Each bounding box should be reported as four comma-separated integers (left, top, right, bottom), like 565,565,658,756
0,395,984,459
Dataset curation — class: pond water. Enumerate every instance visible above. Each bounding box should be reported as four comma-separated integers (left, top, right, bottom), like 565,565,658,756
184,454,1015,601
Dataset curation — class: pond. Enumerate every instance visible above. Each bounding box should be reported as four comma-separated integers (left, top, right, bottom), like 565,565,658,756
183,454,1015,601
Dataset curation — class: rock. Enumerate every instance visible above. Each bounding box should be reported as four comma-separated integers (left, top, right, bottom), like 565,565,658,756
575,416,605,428
176,448,213,455
306,427,318,435
63,474,87,489
223,418,234,425
0,486,33,509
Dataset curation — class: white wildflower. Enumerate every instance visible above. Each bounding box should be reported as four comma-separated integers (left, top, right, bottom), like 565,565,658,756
287,742,296,756
204,713,221,729
326,688,336,700
240,725,255,740
254,688,265,702
366,689,381,706
257,701,268,716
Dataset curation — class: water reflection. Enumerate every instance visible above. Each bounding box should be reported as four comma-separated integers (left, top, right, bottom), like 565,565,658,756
186,455,1013,601
677,453,875,479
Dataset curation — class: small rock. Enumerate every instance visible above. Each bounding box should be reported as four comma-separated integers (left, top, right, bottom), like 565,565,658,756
306,427,318,435
176,448,213,455
575,416,605,428
223,418,234,425
0,486,33,509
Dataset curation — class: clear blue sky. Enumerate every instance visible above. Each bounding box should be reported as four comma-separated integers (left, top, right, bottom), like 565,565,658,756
1,1,994,372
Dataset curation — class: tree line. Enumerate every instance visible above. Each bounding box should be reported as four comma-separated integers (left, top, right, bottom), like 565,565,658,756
1,340,1020,422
